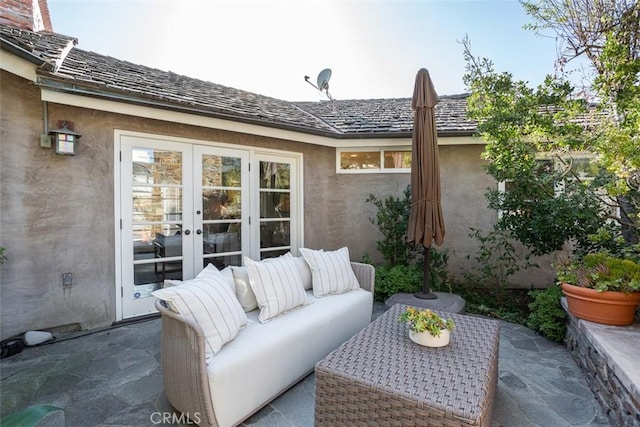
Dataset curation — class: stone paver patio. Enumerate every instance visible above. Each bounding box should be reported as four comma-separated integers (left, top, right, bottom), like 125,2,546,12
1,302,609,426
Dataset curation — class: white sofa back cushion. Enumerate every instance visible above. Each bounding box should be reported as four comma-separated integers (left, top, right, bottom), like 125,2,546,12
244,256,308,323
288,254,312,290
231,254,311,312
300,247,360,297
230,266,258,312
152,275,247,363
198,265,236,293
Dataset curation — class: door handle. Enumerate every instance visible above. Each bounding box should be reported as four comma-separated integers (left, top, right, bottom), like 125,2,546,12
183,230,191,235
196,229,202,235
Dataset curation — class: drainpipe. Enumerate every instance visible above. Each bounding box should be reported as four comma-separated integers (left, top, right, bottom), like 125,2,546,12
43,101,48,133
40,101,51,148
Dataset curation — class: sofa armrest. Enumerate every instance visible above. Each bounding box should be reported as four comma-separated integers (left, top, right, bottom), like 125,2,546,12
350,262,375,295
155,300,218,427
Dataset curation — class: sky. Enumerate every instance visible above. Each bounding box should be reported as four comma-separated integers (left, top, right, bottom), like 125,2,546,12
47,0,567,102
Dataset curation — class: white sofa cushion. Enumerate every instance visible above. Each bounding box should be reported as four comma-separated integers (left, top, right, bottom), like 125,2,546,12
300,247,360,297
152,276,247,362
289,254,312,290
230,266,258,312
244,256,308,323
231,255,310,312
207,288,373,427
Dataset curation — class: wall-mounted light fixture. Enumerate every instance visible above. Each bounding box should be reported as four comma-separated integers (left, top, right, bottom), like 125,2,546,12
49,121,81,155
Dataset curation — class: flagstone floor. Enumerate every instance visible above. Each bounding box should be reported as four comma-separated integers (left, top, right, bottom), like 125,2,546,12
1,302,610,426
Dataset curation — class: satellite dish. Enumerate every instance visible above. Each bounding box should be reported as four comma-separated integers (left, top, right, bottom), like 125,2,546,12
304,68,333,100
317,68,331,91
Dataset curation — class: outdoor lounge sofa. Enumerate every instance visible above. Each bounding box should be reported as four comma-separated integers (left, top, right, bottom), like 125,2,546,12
153,248,375,427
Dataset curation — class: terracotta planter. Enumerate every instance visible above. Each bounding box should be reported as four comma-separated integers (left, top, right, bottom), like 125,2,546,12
561,282,640,326
409,329,450,347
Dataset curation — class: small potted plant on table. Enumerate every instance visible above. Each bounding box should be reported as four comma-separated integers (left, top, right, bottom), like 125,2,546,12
399,307,455,347
556,252,640,326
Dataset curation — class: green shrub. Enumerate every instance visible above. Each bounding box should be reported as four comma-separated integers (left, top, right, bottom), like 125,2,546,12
424,248,453,293
374,264,423,302
366,186,420,266
526,285,566,342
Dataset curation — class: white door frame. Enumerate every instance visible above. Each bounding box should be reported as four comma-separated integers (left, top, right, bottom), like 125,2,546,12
114,130,304,321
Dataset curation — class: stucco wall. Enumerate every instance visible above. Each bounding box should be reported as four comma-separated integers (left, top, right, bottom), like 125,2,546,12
1,71,115,339
1,70,551,339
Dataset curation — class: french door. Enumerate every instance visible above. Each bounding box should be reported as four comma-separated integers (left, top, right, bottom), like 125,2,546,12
117,133,300,319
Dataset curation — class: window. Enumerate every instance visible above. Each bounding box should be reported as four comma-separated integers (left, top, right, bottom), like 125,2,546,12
337,148,411,173
497,154,617,218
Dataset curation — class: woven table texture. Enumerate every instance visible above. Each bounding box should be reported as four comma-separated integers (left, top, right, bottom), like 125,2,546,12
315,303,500,427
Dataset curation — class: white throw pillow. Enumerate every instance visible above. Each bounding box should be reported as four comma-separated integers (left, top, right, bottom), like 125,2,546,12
288,254,313,290
165,265,236,295
231,266,259,312
244,256,308,323
196,263,220,279
300,247,360,297
152,275,247,362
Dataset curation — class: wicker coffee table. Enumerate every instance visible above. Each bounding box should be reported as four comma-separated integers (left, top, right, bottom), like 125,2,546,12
315,303,500,427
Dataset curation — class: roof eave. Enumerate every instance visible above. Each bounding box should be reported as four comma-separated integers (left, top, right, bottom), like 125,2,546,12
36,76,477,140
36,79,348,138
0,37,55,71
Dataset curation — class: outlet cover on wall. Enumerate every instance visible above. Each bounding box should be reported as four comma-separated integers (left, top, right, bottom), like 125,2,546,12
62,273,73,287
40,134,52,148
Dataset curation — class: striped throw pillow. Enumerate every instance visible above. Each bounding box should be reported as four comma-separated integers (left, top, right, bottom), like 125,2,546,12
244,256,308,323
152,275,247,362
300,247,360,297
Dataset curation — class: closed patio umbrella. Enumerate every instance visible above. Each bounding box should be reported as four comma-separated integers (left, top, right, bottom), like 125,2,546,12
406,68,445,299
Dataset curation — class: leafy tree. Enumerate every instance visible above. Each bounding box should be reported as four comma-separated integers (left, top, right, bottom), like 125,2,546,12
463,38,606,255
522,0,640,242
461,0,640,255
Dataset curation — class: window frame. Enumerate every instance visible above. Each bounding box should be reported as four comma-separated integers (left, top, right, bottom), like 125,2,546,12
336,147,412,174
496,152,617,219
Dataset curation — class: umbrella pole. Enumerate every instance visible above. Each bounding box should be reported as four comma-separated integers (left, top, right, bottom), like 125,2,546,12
414,246,437,299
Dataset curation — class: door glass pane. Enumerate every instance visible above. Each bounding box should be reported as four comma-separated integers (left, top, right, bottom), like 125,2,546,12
133,148,182,185
202,155,241,187
133,187,182,222
203,227,241,254
260,250,288,260
203,222,241,270
133,261,182,299
260,192,290,219
204,254,241,270
260,162,290,189
202,190,241,220
260,221,290,248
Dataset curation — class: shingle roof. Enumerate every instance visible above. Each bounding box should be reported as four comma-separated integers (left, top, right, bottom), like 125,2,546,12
1,25,476,138
295,96,476,136
0,24,75,71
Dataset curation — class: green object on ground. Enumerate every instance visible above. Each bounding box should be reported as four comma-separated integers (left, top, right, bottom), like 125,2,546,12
0,405,62,427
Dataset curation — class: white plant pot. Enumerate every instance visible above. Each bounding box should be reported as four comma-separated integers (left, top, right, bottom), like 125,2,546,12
409,329,450,348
